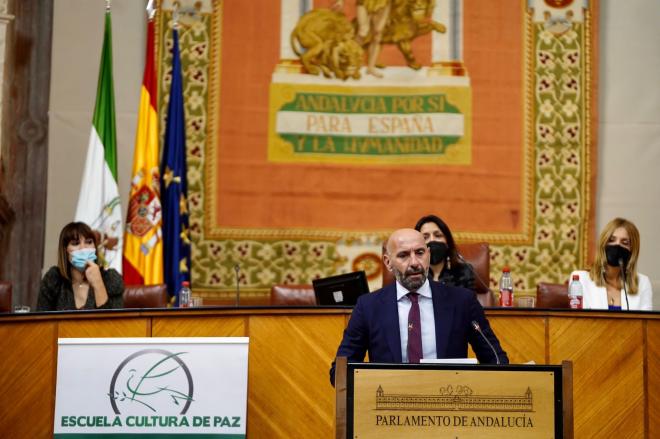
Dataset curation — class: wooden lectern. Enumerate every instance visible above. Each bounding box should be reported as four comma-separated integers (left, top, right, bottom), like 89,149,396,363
335,357,573,439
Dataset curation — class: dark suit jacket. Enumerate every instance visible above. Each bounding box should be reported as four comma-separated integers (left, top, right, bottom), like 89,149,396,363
330,280,508,385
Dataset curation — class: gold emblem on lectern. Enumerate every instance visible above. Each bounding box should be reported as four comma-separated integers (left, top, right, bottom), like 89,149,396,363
375,384,534,411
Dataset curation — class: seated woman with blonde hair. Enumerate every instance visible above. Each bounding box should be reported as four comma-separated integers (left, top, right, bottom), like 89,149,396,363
37,222,124,311
569,217,653,311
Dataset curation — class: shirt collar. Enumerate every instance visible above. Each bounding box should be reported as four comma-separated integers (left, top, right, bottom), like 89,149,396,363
396,278,432,301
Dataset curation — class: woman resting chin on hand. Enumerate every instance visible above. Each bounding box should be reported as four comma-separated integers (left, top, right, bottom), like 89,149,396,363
37,222,124,311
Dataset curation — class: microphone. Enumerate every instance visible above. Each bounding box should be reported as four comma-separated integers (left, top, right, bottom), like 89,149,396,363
471,320,500,365
457,252,495,297
619,258,630,310
234,264,241,307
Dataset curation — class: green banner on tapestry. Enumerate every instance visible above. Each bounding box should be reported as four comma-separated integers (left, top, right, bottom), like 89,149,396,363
268,83,472,165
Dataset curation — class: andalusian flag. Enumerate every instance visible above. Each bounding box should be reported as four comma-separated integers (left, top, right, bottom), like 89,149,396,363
75,9,122,273
161,26,191,304
123,9,163,285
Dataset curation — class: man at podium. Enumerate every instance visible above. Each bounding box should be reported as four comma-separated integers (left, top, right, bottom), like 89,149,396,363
330,229,508,385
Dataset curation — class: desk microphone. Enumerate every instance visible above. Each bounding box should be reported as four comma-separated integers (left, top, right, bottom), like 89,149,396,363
457,252,495,297
471,320,500,365
619,258,630,310
234,264,241,307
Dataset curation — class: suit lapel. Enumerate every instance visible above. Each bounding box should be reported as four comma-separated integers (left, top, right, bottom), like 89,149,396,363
431,281,454,358
379,284,402,363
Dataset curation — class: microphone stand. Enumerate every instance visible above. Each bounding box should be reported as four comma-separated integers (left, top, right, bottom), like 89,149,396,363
471,320,500,364
619,259,629,310
234,264,241,307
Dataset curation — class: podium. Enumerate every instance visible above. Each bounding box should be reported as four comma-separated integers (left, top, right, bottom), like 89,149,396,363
335,357,573,438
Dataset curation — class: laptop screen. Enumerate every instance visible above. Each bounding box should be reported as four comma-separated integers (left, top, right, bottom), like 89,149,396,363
312,271,370,306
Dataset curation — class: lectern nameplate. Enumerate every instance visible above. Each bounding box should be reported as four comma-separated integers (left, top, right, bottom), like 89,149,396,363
344,363,567,439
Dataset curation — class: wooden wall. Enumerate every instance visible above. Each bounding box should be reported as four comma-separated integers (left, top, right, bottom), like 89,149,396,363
488,312,658,438
0,308,657,438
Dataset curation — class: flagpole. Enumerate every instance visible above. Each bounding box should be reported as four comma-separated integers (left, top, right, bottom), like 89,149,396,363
172,0,179,30
146,0,156,20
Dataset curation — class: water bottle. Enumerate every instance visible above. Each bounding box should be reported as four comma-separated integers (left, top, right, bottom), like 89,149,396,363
499,266,513,307
179,281,192,308
568,274,583,309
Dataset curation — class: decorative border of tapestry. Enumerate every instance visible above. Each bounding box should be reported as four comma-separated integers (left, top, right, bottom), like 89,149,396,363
155,0,597,299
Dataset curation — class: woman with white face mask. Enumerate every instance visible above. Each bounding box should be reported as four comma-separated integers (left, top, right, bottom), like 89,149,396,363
414,214,475,291
569,217,653,311
37,222,124,311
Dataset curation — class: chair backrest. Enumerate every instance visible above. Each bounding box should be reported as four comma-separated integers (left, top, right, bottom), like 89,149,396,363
0,281,11,312
381,242,495,307
123,284,168,309
536,282,569,308
270,284,316,306
457,242,491,299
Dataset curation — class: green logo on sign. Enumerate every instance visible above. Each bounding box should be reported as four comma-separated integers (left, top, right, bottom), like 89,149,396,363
108,349,194,414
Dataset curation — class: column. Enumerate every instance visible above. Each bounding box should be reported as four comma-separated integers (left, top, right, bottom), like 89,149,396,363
275,0,312,73
0,0,15,159
429,0,466,76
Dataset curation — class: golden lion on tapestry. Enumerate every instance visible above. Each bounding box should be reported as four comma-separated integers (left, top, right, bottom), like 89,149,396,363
291,9,364,80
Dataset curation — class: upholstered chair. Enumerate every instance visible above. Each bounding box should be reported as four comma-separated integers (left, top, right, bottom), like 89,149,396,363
123,284,168,308
270,284,317,306
0,281,12,312
535,282,569,308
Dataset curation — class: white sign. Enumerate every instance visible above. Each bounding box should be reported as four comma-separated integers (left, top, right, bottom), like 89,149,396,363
276,112,465,137
54,337,249,438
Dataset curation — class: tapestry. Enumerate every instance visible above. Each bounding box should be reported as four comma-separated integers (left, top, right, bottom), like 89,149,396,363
156,0,597,301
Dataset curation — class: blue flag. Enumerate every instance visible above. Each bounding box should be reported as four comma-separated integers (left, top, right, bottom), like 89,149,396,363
160,28,190,305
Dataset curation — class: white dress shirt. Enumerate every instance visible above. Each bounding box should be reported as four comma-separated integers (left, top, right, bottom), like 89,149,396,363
396,279,437,362
569,270,654,311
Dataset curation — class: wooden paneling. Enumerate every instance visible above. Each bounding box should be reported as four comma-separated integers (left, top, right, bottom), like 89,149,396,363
57,317,149,338
648,320,660,438
0,309,657,437
200,294,270,307
152,315,246,337
488,316,546,364
0,321,56,438
549,317,645,438
247,315,345,438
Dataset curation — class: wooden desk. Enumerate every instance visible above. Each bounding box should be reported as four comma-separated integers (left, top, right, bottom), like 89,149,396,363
0,308,657,438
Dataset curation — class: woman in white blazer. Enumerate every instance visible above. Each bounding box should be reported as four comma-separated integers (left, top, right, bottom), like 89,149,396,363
569,218,653,311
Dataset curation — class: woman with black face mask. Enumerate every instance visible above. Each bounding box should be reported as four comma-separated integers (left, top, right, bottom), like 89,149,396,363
414,214,475,291
569,217,653,310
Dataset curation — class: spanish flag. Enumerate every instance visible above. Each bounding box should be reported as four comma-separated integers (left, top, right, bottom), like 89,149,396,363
123,10,163,285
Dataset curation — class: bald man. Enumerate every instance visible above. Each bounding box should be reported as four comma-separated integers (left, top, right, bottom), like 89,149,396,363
330,229,508,385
